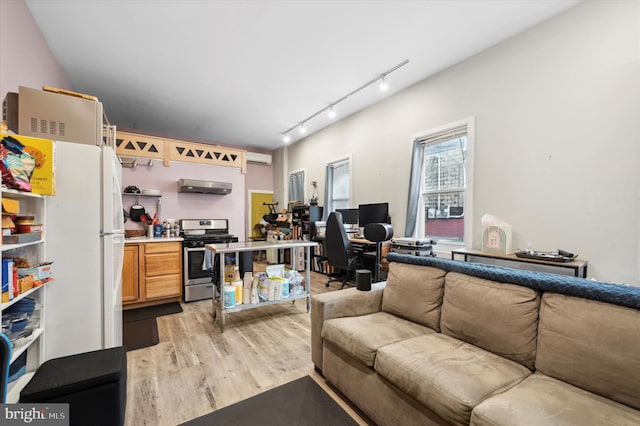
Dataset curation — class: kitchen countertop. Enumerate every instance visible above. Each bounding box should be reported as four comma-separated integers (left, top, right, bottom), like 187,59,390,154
124,237,184,244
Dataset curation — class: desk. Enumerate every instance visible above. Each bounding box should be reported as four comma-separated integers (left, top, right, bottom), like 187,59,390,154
451,248,588,278
350,238,390,283
207,240,317,332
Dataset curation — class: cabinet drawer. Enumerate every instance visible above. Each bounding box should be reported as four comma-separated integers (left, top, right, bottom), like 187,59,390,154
145,253,181,276
145,274,181,300
144,242,181,254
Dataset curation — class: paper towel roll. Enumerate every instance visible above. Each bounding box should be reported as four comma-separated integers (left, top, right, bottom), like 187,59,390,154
223,286,236,308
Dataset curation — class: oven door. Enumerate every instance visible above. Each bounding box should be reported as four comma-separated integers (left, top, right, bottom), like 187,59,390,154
182,246,233,302
183,246,216,302
184,246,213,285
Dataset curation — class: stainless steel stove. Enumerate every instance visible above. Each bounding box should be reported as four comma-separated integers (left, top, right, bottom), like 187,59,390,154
180,219,238,302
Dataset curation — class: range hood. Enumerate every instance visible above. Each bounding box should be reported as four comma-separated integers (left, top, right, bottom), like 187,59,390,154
177,179,232,195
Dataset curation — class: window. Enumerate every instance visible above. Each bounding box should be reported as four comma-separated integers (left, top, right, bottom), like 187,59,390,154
405,118,474,246
325,159,350,215
423,135,466,242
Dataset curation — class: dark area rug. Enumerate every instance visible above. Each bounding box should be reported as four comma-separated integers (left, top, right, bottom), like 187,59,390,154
180,376,359,426
123,302,183,351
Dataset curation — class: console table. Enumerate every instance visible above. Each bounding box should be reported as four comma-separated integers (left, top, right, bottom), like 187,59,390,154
451,248,588,278
206,240,317,332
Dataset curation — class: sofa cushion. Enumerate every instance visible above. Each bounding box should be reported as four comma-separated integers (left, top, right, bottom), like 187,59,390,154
536,293,640,411
321,312,434,367
471,373,640,426
375,333,531,426
441,272,540,369
382,263,445,331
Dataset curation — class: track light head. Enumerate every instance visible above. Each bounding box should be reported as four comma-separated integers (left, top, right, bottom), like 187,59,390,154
299,123,307,134
328,105,336,119
379,76,389,91
283,133,291,143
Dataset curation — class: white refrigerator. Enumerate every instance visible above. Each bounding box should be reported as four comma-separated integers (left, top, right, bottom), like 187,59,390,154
44,141,125,360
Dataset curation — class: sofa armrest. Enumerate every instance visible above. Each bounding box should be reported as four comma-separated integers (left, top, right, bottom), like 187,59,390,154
311,282,386,371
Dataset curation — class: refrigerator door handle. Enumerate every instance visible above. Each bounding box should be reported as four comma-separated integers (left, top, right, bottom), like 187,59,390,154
101,231,125,237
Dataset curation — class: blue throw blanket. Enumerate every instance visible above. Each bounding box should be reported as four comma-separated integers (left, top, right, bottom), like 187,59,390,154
386,253,640,310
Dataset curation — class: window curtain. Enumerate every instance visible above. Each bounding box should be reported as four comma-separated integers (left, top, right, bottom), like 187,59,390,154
323,165,333,220
289,171,305,204
404,139,425,237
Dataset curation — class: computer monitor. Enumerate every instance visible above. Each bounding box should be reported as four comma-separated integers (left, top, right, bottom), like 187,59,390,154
358,202,389,227
336,208,359,225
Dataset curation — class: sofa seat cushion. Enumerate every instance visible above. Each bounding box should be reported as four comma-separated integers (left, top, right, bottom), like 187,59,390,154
321,312,434,367
471,373,640,426
375,333,531,426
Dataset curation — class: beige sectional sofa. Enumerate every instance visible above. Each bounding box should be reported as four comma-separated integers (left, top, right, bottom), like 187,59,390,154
311,253,640,425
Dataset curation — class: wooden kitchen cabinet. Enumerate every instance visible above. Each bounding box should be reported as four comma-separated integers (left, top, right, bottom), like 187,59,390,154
123,241,182,309
122,244,140,303
144,242,182,301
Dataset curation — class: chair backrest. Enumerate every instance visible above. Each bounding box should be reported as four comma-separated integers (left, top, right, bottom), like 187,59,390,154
0,333,12,403
326,212,352,268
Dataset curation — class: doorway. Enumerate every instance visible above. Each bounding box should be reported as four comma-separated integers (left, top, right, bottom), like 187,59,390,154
248,191,274,240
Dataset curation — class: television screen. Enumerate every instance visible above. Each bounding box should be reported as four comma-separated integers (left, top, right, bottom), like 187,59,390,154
358,203,389,227
336,208,359,225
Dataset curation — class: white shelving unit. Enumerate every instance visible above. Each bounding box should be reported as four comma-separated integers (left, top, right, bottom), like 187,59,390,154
1,188,47,402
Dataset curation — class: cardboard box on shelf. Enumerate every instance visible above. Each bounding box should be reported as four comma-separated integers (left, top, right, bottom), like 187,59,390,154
8,135,56,195
18,263,53,280
2,232,41,245
18,276,35,293
2,258,14,302
2,216,15,229
2,199,20,215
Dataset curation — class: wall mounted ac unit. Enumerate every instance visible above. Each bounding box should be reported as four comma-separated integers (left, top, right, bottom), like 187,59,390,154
246,151,272,165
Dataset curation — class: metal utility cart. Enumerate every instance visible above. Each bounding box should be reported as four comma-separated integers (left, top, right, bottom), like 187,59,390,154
206,240,317,332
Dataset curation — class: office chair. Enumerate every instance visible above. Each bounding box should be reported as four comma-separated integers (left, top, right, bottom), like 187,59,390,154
325,212,360,289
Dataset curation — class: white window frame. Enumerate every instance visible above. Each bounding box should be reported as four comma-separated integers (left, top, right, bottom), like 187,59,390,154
325,156,352,215
412,117,475,255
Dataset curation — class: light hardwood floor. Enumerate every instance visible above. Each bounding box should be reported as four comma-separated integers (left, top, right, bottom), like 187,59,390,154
125,265,364,425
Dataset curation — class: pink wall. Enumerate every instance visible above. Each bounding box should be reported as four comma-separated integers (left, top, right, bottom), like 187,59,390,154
122,161,246,240
245,162,273,192
0,0,70,99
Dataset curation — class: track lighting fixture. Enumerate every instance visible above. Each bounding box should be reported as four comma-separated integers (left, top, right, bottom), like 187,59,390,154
281,59,409,144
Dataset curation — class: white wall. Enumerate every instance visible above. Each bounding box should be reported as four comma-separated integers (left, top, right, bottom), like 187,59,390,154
279,1,640,284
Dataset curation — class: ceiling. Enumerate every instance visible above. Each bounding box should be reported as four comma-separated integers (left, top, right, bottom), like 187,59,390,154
25,0,580,152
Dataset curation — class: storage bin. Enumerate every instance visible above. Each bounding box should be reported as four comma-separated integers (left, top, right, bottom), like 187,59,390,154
8,351,27,383
20,346,127,426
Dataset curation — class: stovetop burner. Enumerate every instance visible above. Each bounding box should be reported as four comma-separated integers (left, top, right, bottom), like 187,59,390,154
180,218,237,247
181,233,235,241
